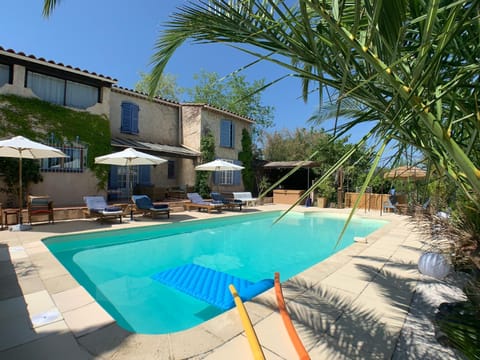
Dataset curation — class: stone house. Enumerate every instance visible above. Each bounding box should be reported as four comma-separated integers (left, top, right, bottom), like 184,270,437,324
0,46,254,207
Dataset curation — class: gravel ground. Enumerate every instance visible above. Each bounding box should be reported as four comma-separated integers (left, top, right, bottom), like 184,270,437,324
392,271,471,359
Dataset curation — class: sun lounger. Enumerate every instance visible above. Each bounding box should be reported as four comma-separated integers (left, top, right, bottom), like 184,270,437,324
185,193,223,213
83,196,123,223
233,192,258,206
210,192,242,211
383,198,398,213
132,195,170,219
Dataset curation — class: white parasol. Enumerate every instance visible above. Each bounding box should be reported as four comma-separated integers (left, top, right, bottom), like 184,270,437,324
0,135,67,229
95,147,167,219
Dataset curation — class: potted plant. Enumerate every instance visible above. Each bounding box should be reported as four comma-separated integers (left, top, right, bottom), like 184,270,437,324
257,176,272,204
316,181,336,208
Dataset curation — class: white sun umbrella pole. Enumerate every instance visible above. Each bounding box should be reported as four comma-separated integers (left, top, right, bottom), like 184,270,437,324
95,147,167,220
0,136,68,230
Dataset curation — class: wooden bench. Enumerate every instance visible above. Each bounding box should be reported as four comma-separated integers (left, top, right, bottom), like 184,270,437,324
27,195,54,224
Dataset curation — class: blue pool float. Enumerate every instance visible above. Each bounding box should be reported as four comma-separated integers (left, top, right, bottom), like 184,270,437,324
151,263,273,310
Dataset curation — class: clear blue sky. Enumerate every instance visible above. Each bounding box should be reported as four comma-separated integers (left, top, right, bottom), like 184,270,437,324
0,0,390,159
0,0,318,129
1,0,377,145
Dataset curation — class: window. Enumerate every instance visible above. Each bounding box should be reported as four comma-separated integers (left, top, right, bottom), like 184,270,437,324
108,164,150,200
168,160,175,179
116,166,138,196
220,119,235,148
26,71,99,109
0,63,11,86
121,102,140,134
40,142,87,173
66,80,98,109
27,71,64,105
214,159,242,186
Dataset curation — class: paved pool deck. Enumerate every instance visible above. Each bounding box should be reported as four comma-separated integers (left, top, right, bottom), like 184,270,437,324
0,205,455,359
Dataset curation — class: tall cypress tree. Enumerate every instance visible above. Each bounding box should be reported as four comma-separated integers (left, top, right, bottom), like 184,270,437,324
238,129,254,192
195,130,215,197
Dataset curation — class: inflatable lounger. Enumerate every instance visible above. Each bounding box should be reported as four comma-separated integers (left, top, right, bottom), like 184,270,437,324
152,263,273,310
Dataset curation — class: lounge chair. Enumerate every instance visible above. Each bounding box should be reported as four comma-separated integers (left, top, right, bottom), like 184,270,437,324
383,198,398,213
132,195,170,219
233,192,258,206
210,192,242,211
83,196,123,223
414,198,431,217
185,193,223,213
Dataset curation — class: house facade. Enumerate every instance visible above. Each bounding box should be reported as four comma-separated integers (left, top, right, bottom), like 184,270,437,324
0,46,254,207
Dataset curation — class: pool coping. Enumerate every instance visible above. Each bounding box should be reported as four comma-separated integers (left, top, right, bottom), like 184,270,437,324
0,205,427,359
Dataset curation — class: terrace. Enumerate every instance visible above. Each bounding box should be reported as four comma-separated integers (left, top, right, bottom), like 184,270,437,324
0,204,465,359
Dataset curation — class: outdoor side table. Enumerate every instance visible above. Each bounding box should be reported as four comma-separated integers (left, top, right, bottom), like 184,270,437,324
3,209,20,227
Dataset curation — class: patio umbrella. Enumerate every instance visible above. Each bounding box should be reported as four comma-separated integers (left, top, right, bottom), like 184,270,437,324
195,159,244,172
383,165,427,211
383,165,427,180
0,135,67,228
95,147,167,220
195,159,244,192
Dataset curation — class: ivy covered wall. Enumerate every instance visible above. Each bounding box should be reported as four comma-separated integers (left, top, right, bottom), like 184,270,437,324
0,94,112,187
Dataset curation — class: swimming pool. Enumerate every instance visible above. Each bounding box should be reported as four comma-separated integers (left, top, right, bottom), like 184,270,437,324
43,211,386,334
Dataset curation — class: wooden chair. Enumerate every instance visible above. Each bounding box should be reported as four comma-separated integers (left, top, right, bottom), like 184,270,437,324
27,195,54,224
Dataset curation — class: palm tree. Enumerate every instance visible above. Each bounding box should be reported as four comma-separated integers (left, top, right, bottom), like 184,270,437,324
42,0,479,206
140,0,477,207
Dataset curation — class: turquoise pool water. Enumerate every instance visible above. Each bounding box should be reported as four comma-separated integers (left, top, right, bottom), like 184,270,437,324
43,211,386,334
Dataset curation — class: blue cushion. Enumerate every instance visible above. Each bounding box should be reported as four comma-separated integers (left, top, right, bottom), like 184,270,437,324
135,196,152,209
104,206,122,212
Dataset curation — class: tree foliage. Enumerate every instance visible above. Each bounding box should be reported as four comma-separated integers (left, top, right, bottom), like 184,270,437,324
0,158,42,207
264,128,374,198
145,0,480,209
195,130,215,197
134,72,182,102
238,128,255,192
187,70,274,142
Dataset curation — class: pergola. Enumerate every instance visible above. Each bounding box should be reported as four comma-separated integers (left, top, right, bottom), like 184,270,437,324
263,161,321,189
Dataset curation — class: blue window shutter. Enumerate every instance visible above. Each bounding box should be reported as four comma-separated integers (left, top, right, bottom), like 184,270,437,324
213,171,219,185
138,165,151,185
233,160,241,185
220,120,230,147
230,122,235,148
121,102,139,134
132,104,139,134
109,166,119,188
121,102,132,133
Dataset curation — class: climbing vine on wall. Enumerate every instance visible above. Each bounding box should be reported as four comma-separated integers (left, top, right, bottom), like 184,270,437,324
0,94,112,188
